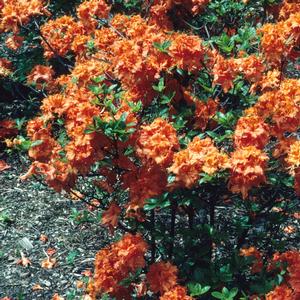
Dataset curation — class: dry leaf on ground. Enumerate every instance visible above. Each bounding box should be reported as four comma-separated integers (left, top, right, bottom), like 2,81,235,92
16,251,31,267
52,294,64,300
39,234,48,243
32,284,44,291
0,160,10,172
41,257,57,269
46,248,56,256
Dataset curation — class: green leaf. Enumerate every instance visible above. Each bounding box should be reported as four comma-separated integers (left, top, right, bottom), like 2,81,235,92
201,286,211,295
92,75,106,83
71,76,78,84
161,91,175,104
66,250,78,265
144,193,170,211
153,40,171,53
127,100,142,112
229,287,238,298
188,283,211,297
212,291,224,299
152,77,165,92
30,140,43,147
87,39,95,50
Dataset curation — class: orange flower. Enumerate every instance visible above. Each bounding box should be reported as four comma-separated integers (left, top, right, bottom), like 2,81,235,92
71,34,90,57
169,32,207,72
193,98,219,131
77,0,110,32
21,161,77,192
147,0,173,30
160,285,193,300
265,284,295,300
234,55,265,83
279,1,300,20
271,251,300,298
0,0,49,33
27,65,54,90
228,146,268,199
0,119,17,140
286,140,300,172
246,78,300,135
40,16,84,58
240,246,263,274
101,202,121,233
250,69,281,93
40,94,66,117
283,225,296,234
28,130,60,163
146,261,178,294
168,137,227,188
125,164,167,219
186,0,210,15
136,118,179,167
0,57,12,76
212,54,237,93
286,141,300,195
258,13,300,66
234,116,269,149
93,234,148,299
94,27,119,52
5,34,23,50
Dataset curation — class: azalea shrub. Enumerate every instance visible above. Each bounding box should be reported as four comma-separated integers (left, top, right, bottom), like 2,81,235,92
1,0,300,299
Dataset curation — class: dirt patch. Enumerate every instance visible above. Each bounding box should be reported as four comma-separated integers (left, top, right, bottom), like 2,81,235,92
0,156,107,300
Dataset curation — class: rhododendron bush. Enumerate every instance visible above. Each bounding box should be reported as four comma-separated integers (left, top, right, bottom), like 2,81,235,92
0,0,300,299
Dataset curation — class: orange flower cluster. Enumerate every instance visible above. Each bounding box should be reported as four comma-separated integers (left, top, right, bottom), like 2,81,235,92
20,160,77,192
125,164,168,220
258,12,300,66
41,8,210,104
109,15,209,104
0,0,49,33
147,0,210,29
21,86,105,189
212,54,237,93
193,98,219,131
240,246,263,274
77,0,110,33
5,34,23,51
136,118,179,167
266,284,295,300
168,137,228,188
101,202,121,233
146,261,178,294
0,120,17,140
279,0,300,21
267,251,300,299
212,54,265,92
234,116,269,149
228,146,268,199
250,69,281,93
286,141,300,196
160,285,193,300
90,233,148,299
0,57,12,77
286,141,300,172
27,65,54,90
234,55,265,83
40,16,84,58
247,79,300,136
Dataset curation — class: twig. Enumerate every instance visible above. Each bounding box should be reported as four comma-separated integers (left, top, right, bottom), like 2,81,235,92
168,200,177,259
150,210,156,263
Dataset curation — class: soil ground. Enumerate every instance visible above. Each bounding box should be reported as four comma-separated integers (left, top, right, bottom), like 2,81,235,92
0,155,107,300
